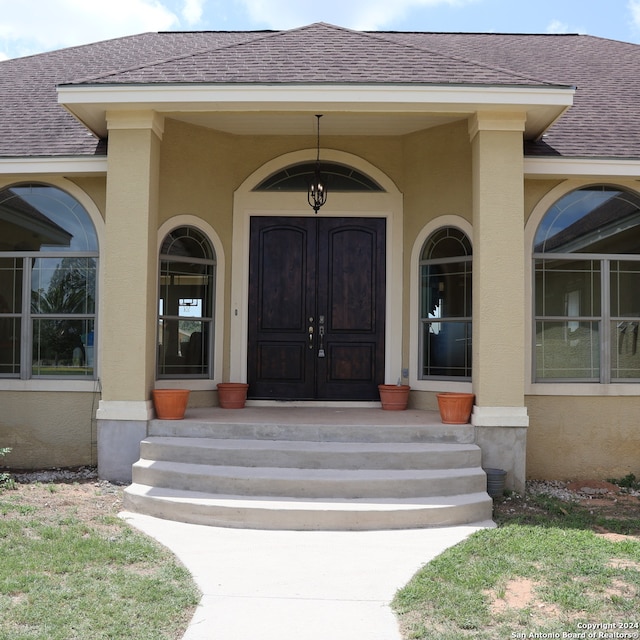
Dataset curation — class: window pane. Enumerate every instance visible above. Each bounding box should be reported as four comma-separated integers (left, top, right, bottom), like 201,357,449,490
0,185,98,252
421,263,471,319
0,257,23,313
535,321,599,380
255,162,383,192
32,318,94,376
535,259,600,317
612,320,640,379
610,261,640,317
31,257,96,314
159,261,213,319
0,317,20,375
421,227,471,261
422,320,471,377
534,187,640,254
158,319,209,377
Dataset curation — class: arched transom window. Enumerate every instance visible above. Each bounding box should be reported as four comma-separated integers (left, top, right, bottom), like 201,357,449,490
0,183,98,379
419,227,472,379
534,185,640,382
158,226,216,379
254,162,384,192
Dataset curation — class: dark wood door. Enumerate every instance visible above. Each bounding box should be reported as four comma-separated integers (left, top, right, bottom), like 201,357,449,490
248,216,386,400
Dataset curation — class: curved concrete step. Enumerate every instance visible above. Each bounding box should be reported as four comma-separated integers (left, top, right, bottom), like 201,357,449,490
131,458,487,499
140,437,482,470
123,483,494,531
149,420,475,444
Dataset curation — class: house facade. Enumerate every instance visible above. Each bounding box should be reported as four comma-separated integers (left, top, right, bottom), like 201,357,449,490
1,23,639,488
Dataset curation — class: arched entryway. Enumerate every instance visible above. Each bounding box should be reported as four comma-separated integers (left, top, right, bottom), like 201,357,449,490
231,149,403,402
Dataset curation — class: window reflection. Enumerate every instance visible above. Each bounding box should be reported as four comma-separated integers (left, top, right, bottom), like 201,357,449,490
158,227,215,379
419,227,472,379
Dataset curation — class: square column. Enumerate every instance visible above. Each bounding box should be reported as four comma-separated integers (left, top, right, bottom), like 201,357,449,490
97,111,164,482
469,112,529,492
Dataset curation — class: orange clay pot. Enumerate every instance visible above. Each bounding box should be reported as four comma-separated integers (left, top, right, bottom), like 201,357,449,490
436,392,474,424
217,383,249,409
152,389,190,420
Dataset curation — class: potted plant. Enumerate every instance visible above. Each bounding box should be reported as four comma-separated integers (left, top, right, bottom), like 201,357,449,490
436,392,474,424
152,389,190,420
217,382,250,409
378,382,411,410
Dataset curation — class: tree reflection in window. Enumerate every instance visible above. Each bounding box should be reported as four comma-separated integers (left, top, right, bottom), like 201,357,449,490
534,186,640,382
0,184,98,378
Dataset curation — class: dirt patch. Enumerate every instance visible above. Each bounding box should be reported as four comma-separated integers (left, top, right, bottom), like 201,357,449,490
1,478,124,537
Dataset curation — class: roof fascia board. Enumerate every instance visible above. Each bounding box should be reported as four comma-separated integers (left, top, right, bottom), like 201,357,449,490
524,157,640,179
0,156,107,175
58,82,576,109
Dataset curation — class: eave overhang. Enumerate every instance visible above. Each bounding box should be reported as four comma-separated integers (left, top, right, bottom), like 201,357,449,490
57,82,575,140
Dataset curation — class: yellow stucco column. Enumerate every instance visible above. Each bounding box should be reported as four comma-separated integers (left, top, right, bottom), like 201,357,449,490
96,111,163,482
469,112,529,492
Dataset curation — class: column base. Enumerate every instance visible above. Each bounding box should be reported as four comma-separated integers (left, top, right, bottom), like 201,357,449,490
96,400,152,484
472,406,529,494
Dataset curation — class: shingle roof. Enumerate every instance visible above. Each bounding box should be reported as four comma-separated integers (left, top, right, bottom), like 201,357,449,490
69,23,555,86
1,23,639,159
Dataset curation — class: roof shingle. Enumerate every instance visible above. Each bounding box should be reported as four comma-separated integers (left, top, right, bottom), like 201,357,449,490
1,23,639,159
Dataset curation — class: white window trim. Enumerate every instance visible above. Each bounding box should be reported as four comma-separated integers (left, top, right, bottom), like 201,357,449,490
525,178,640,396
409,215,473,392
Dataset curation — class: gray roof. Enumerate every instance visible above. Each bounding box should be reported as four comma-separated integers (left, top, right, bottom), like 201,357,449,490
1,22,639,159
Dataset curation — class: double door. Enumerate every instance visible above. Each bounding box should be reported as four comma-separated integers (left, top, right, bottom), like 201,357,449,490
247,216,386,400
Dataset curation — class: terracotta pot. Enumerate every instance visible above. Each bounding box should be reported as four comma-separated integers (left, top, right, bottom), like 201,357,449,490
436,392,474,424
152,389,190,420
378,384,411,410
217,383,249,409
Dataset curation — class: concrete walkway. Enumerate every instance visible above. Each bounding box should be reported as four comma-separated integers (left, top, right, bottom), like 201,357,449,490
121,512,493,640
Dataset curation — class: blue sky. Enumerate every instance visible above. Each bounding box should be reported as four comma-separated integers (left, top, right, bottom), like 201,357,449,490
1,0,640,60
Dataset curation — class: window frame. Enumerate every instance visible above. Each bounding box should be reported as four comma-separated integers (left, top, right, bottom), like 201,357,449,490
532,185,640,385
157,225,216,380
0,183,99,382
418,226,473,381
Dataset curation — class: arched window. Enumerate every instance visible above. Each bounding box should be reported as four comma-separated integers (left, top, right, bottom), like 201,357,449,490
0,183,98,379
157,226,215,378
534,185,640,382
419,227,472,378
254,162,384,192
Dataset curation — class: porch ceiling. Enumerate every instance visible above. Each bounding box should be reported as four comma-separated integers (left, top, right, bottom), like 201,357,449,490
58,83,574,141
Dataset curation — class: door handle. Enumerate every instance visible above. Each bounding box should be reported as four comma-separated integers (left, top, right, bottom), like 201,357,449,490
308,325,314,348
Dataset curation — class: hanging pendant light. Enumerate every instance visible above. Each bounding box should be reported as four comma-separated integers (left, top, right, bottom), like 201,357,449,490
308,114,327,213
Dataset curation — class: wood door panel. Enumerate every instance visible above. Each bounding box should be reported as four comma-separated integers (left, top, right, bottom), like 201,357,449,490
259,227,306,331
326,343,375,381
327,227,376,331
248,216,385,401
257,343,306,381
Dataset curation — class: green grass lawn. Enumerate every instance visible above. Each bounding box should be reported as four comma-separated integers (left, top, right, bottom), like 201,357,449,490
394,492,640,640
0,482,199,640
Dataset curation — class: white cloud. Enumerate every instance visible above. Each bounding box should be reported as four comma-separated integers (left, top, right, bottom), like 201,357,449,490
545,18,586,36
629,0,640,30
0,0,179,59
235,0,474,31
182,0,205,24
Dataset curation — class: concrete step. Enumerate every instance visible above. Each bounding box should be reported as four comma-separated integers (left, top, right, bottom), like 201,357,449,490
149,421,474,444
123,483,494,531
131,458,487,499
140,437,482,470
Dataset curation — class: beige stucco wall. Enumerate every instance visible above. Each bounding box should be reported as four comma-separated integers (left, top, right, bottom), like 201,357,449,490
0,392,97,468
2,118,639,481
526,395,640,480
